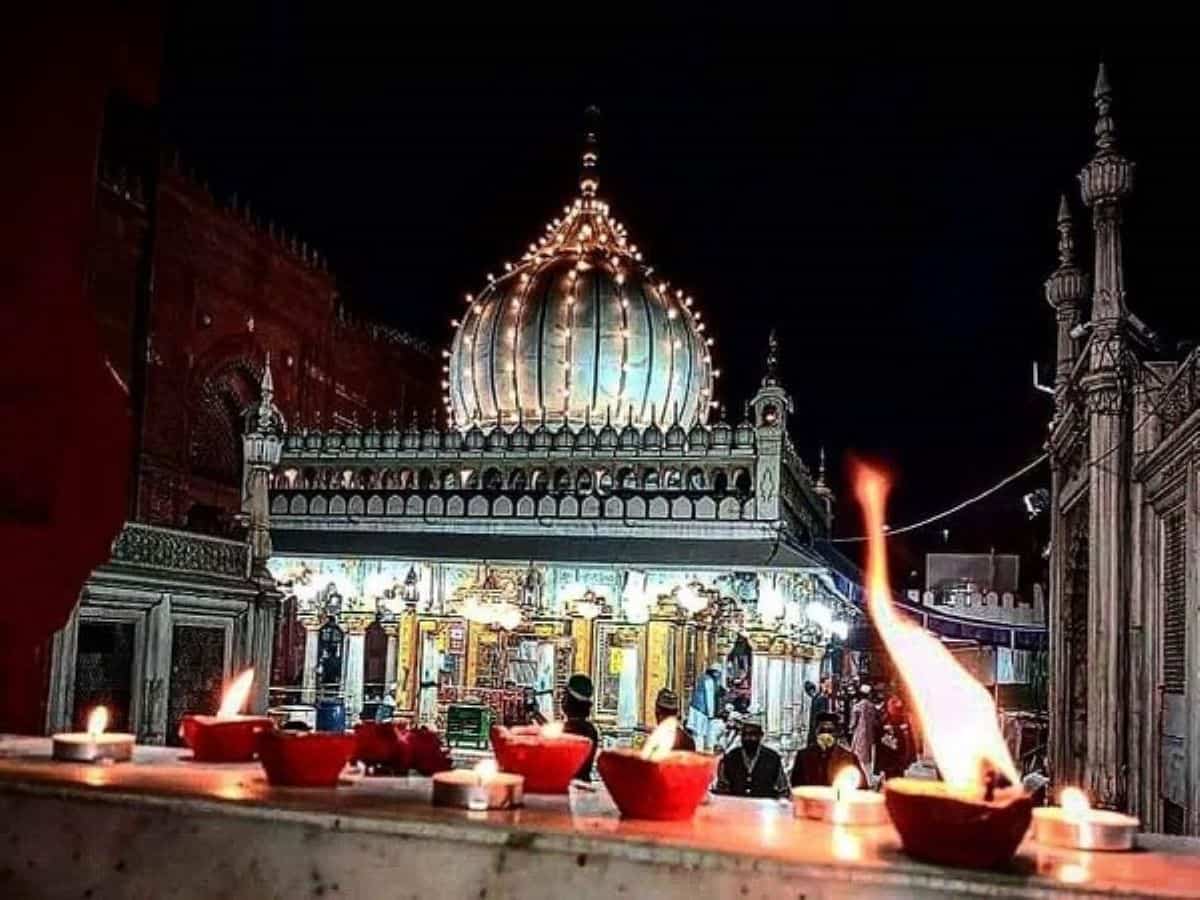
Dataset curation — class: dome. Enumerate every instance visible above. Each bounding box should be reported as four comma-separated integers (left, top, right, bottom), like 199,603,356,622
445,123,714,432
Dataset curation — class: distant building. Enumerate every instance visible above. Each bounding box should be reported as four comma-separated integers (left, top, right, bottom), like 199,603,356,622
1045,66,1198,834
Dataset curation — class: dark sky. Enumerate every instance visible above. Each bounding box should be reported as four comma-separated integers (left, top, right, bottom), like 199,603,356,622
160,14,1200,581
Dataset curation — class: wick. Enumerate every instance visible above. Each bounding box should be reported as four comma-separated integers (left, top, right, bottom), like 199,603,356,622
983,770,997,803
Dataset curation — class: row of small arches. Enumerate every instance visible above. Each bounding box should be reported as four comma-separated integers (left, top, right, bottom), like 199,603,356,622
271,491,758,521
282,417,757,455
273,465,755,495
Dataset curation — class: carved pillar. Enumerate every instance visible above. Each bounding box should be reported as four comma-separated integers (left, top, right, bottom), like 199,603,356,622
395,610,418,712
382,621,400,693
342,614,372,725
299,615,321,705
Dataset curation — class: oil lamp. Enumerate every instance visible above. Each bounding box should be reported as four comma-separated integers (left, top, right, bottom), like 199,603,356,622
52,707,134,763
257,728,356,788
432,759,524,811
596,717,716,821
854,465,1032,869
792,767,888,827
489,721,593,793
179,669,273,763
1031,787,1139,851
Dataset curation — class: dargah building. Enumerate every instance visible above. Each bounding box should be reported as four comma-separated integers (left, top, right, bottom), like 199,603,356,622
257,121,864,751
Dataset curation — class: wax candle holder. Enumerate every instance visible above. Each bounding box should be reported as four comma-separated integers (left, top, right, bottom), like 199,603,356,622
489,724,593,794
257,728,356,788
596,749,716,821
180,714,273,763
52,708,134,763
432,763,524,811
1031,788,1138,851
792,786,889,826
885,778,1033,869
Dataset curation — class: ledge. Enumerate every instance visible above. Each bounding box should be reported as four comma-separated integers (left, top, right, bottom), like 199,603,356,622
0,737,1197,899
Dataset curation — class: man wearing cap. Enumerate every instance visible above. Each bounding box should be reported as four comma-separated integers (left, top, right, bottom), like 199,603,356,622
561,673,600,781
714,715,788,799
654,688,695,751
790,712,867,788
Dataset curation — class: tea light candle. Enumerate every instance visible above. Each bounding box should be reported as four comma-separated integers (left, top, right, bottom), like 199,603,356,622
432,759,524,811
792,767,889,827
52,707,134,763
180,668,273,763
1032,787,1139,852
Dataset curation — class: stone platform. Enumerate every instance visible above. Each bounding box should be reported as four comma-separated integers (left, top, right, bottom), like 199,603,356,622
1,736,1198,899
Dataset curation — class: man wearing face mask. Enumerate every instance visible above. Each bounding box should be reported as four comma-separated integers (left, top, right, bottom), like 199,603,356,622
714,715,788,798
790,712,867,788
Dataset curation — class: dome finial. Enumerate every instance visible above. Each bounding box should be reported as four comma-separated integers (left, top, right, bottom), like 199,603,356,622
762,329,780,386
1092,62,1117,152
579,105,601,199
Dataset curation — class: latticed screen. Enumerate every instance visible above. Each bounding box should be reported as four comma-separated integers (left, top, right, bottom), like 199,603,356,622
1162,507,1187,695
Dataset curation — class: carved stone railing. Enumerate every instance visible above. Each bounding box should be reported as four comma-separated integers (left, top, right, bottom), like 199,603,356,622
1157,347,1200,435
109,522,249,580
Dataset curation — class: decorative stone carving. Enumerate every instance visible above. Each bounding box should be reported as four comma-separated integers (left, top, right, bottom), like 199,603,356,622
109,523,249,579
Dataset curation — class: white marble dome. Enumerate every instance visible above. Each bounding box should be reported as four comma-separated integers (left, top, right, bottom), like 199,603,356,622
445,138,714,431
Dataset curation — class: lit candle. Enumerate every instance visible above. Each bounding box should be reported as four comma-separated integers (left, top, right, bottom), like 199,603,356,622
596,717,717,821
432,759,524,811
1032,787,1139,852
489,721,593,794
792,767,889,827
179,669,273,763
52,707,134,763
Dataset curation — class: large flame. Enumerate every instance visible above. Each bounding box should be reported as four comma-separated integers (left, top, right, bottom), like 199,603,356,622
854,464,1018,792
541,720,565,739
86,706,109,736
474,758,499,780
1060,786,1090,819
641,716,678,760
217,668,255,718
831,766,862,800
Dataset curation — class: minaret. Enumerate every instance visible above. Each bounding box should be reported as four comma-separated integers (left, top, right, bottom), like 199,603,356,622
814,446,835,525
1078,62,1135,812
1043,195,1089,412
751,330,793,523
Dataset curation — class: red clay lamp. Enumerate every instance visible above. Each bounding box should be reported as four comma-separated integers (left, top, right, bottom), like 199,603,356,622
597,717,716,821
179,668,272,763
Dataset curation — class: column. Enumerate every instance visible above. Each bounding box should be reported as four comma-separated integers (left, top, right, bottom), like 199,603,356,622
300,616,320,705
383,622,399,691
141,592,173,744
343,615,369,725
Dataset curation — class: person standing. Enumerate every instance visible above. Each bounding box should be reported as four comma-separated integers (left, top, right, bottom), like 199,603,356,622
714,716,788,799
561,673,599,781
687,664,725,751
790,713,867,787
806,677,834,746
875,695,916,780
654,688,695,751
849,684,878,776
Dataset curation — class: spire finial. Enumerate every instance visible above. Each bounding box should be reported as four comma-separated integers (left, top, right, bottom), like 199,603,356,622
762,329,780,386
260,352,274,399
579,106,601,199
1055,194,1077,268
1093,62,1117,152
818,446,827,484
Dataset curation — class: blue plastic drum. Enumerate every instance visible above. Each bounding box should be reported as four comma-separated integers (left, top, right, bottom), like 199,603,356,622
315,698,346,732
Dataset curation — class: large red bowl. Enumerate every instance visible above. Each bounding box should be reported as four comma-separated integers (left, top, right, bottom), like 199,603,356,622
490,725,593,793
180,714,272,763
597,749,717,820
257,728,356,788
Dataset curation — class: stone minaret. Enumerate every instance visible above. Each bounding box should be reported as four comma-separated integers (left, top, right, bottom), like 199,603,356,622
1044,194,1089,414
1078,62,1135,809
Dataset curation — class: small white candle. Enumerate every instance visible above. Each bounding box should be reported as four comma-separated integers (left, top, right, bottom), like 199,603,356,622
432,759,524,811
1032,787,1139,852
52,707,134,763
792,767,889,827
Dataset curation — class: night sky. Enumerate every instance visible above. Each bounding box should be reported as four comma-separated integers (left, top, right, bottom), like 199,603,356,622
161,14,1200,585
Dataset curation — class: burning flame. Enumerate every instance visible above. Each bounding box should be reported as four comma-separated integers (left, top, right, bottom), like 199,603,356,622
832,766,862,801
1060,786,1090,820
86,706,108,736
641,716,678,761
217,668,255,718
474,758,499,781
854,464,1018,792
541,720,565,739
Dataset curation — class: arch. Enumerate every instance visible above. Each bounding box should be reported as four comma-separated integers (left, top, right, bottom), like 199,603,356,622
340,469,355,490
329,495,347,516
695,496,717,519
493,496,514,517
741,498,756,519
440,469,459,490
189,356,260,488
560,496,579,517
576,469,594,494
553,468,572,492
289,495,307,515
626,496,646,518
663,467,682,490
387,495,404,515
718,497,740,519
687,467,706,491
508,469,528,492
367,495,384,515
468,496,489,516
537,495,557,518
482,467,504,493
445,496,465,517
529,468,548,493
733,467,752,495
418,468,435,490
347,495,365,516
516,496,536,517
617,467,637,491
671,496,692,518
271,495,288,515
302,467,318,489
712,469,729,494
642,469,660,491
426,495,445,516
604,496,623,518
310,496,328,515
462,468,480,490
398,468,416,490
405,495,424,516
581,496,601,517
596,468,614,494
358,468,375,490
380,469,397,490
648,497,669,518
